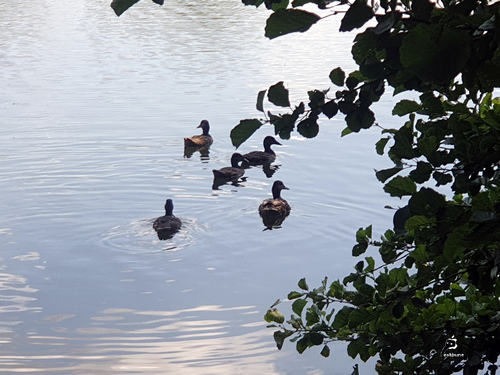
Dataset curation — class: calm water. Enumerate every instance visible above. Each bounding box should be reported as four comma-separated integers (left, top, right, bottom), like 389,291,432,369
1,1,398,373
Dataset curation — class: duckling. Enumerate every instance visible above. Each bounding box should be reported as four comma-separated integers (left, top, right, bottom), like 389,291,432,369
184,120,213,148
259,180,291,218
153,199,182,240
243,136,282,165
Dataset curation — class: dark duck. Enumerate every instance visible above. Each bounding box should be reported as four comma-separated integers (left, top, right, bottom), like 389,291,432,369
259,180,291,229
212,153,248,180
243,136,282,165
184,120,213,148
153,199,182,240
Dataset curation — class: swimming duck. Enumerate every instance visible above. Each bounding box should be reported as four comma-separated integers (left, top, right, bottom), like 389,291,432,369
153,199,182,240
243,136,282,165
212,153,248,180
184,120,213,148
259,180,291,218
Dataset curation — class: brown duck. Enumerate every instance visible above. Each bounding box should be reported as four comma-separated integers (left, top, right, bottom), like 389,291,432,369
259,180,291,218
184,120,213,148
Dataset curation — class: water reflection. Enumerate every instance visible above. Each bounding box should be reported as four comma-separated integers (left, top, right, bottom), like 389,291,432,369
183,145,210,159
0,305,280,374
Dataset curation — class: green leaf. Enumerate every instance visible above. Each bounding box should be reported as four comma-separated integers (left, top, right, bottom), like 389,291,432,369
329,67,346,86
340,0,374,32
322,100,339,118
405,215,435,230
341,127,354,137
353,243,368,256
268,81,290,107
375,167,403,183
297,114,319,138
320,345,330,358
384,176,417,197
409,161,433,183
298,277,309,291
230,119,264,148
292,299,308,316
296,336,309,354
256,90,267,112
392,100,422,116
345,107,375,132
288,291,305,300
400,24,471,84
408,187,446,216
365,256,375,273
265,9,321,39
111,0,140,16
375,137,390,155
273,330,293,350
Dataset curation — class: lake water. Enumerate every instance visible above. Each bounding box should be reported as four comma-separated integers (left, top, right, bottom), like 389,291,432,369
1,1,399,374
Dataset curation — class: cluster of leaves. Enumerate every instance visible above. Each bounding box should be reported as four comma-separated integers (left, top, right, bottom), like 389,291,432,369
246,0,500,374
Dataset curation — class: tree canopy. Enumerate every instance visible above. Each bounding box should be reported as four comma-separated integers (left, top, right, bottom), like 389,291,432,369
112,0,500,373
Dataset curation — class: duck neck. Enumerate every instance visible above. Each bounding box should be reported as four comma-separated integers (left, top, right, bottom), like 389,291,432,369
272,187,282,199
201,125,210,136
263,142,276,155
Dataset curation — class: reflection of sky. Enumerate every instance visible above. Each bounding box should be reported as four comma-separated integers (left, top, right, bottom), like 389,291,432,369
1,1,385,374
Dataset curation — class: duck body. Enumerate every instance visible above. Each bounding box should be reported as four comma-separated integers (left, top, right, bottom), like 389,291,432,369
212,153,248,180
259,180,291,221
153,199,182,240
184,120,213,148
243,136,282,165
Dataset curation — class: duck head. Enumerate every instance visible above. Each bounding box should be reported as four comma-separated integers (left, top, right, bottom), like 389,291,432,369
271,180,289,199
164,199,174,216
230,153,249,167
197,120,210,135
264,136,282,147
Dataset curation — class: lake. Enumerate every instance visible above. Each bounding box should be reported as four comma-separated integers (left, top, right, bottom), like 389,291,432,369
0,1,399,373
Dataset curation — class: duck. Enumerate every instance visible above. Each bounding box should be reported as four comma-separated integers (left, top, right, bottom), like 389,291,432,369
259,180,291,220
243,136,282,165
212,153,248,180
153,199,182,240
184,120,213,148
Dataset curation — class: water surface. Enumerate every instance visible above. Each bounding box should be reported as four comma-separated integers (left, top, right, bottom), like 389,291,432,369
1,1,398,373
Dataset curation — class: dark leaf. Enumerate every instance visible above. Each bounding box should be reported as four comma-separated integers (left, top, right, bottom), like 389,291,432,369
384,176,417,197
320,345,330,358
375,137,390,155
268,81,290,107
409,161,433,183
321,100,339,118
400,24,471,84
297,114,319,138
376,167,403,183
111,0,141,16
340,0,374,32
345,107,375,132
265,9,321,39
330,67,346,86
230,119,264,148
392,100,422,116
257,90,267,112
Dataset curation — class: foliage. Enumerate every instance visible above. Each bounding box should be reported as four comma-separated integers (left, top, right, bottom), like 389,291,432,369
111,0,500,373
247,0,500,373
